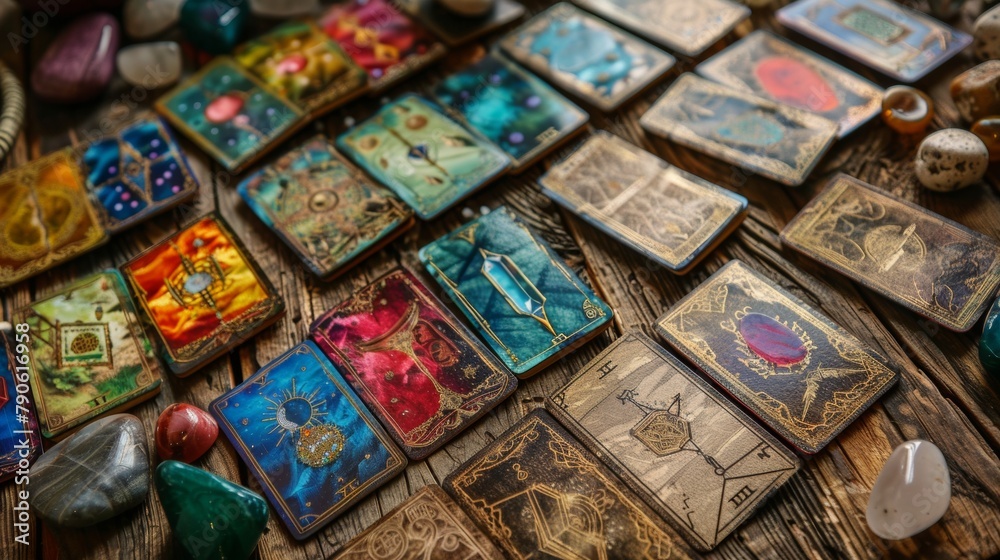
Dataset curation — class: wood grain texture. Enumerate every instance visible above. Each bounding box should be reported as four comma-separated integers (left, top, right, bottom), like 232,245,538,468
1,1,999,559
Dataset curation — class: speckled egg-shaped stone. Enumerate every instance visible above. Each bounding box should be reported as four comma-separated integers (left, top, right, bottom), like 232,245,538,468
914,129,989,192
974,4,1000,61
866,440,950,540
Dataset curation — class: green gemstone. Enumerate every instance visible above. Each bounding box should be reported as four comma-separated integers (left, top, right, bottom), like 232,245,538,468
155,461,268,560
980,297,1000,374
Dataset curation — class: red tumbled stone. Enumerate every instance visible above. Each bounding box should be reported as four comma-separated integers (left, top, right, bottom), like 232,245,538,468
155,403,219,463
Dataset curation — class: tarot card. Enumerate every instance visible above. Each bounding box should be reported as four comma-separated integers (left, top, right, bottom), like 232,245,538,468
640,74,838,187
697,31,882,138
444,410,692,559
0,331,42,481
319,0,446,92
539,132,747,274
120,213,285,377
655,260,899,454
419,206,613,377
547,331,800,550
0,149,108,289
155,58,305,173
15,271,163,439
310,269,516,459
238,136,414,279
499,3,675,112
232,20,369,116
781,174,1000,332
399,0,525,47
336,95,510,219
430,53,588,171
572,0,749,57
776,0,972,83
210,341,407,540
80,117,199,233
337,484,504,559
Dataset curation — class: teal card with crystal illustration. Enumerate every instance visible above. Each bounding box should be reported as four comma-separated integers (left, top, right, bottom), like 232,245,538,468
419,206,613,377
336,95,510,219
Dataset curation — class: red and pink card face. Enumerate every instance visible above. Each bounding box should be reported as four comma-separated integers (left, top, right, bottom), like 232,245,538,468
309,269,516,459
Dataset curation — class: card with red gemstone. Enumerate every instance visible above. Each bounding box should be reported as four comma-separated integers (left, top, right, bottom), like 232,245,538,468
654,260,899,454
310,268,517,460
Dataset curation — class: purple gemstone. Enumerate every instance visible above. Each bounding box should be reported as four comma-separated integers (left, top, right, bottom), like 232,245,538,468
526,95,541,108
30,13,120,104
509,132,524,143
739,313,807,366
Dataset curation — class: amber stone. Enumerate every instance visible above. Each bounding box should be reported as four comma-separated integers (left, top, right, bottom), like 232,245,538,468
972,117,1000,162
950,61,1000,123
881,86,934,134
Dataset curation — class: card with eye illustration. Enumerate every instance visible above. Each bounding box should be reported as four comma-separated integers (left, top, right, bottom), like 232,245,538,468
309,268,517,460
15,271,163,439
781,174,1000,332
398,0,525,47
655,260,900,454
419,206,613,377
539,132,747,274
697,31,882,138
336,95,510,219
547,331,800,550
155,58,306,173
232,20,369,116
444,410,693,559
572,0,749,57
640,74,838,187
120,213,285,377
319,0,446,92
499,3,674,112
0,331,44,479
430,53,588,172
238,136,414,280
210,341,407,540
776,0,971,83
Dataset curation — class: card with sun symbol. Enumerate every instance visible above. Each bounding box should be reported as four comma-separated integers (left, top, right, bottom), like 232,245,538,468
498,3,674,112
155,57,306,173
430,53,588,172
309,268,517,460
419,206,613,377
547,330,800,550
14,271,163,439
120,213,285,377
655,260,899,454
210,341,407,540
336,94,510,219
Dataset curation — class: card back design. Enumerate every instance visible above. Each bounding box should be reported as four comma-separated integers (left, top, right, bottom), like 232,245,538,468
499,3,674,111
444,410,691,559
697,31,882,138
640,74,837,187
539,132,747,273
238,136,414,279
121,213,285,376
776,0,972,82
547,331,800,550
336,95,510,219
781,174,1000,332
309,269,517,459
400,0,525,47
419,206,613,377
210,341,407,540
572,0,749,57
431,53,588,171
0,332,43,481
655,260,899,454
16,271,162,439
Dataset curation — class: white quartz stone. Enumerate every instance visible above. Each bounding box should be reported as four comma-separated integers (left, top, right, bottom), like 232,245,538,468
116,42,182,89
915,129,989,192
436,0,495,17
249,0,320,18
866,440,950,540
123,0,183,40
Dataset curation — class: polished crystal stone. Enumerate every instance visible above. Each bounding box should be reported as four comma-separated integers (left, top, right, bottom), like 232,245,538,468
971,117,1000,162
951,60,1000,123
155,403,219,463
29,414,150,527
123,0,183,39
739,312,807,366
156,460,268,560
30,12,119,103
915,129,989,192
116,41,182,89
979,297,1000,374
866,440,950,540
249,0,319,17
881,86,934,134
437,0,495,17
179,0,248,55
974,4,1000,61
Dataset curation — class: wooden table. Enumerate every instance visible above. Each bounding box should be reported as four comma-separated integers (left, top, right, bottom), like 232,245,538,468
3,1,1000,558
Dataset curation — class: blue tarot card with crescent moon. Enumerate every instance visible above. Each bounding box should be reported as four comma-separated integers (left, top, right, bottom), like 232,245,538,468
210,341,407,540
419,206,613,377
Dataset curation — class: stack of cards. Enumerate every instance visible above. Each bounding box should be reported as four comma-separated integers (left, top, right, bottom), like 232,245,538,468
0,331,42,480
0,117,198,288
238,136,415,280
781,174,1000,332
540,132,748,274
398,0,525,47
419,206,613,377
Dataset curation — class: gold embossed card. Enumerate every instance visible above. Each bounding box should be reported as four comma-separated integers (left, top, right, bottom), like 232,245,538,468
539,132,747,274
781,174,1000,332
548,331,800,550
655,260,899,454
